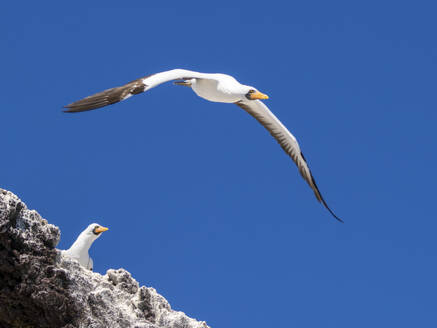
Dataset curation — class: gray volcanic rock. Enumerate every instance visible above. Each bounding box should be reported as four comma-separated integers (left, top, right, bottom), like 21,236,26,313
0,189,209,328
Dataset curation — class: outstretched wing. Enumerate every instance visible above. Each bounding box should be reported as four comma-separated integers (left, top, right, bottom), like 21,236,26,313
235,100,342,222
64,69,208,113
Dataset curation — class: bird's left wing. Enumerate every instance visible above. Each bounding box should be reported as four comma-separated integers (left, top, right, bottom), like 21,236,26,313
88,257,93,271
235,100,342,222
64,69,208,113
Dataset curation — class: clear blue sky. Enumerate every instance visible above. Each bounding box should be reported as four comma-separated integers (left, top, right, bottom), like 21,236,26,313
2,1,436,327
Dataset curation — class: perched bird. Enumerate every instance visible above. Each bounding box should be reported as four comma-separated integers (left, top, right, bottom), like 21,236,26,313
64,69,342,222
62,223,108,270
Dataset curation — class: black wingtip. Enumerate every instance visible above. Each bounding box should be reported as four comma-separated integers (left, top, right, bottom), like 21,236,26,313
307,164,344,223
62,104,101,113
321,199,344,223
62,107,80,113
317,192,344,223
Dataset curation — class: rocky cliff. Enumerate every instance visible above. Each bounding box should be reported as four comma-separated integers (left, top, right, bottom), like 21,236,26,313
0,188,209,328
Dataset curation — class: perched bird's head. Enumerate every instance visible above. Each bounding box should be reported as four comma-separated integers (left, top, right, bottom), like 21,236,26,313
243,86,269,101
83,223,109,241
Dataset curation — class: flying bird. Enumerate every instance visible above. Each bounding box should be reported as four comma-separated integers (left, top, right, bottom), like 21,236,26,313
64,69,342,222
61,223,109,270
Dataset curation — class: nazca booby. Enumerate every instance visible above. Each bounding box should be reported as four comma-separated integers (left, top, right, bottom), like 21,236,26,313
62,223,108,270
64,69,342,222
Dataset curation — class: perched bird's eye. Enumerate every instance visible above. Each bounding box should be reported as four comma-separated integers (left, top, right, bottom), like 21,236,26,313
92,226,100,235
249,89,255,93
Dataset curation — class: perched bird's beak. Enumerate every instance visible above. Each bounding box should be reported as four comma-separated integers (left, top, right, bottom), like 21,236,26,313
249,91,269,100
94,226,109,233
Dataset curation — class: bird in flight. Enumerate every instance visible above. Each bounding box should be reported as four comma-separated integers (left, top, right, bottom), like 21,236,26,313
64,69,343,222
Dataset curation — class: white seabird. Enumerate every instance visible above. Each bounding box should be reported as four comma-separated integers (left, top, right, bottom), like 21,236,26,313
62,223,108,270
64,69,342,222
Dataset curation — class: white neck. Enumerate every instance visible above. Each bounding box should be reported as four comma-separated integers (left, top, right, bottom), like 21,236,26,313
68,232,96,255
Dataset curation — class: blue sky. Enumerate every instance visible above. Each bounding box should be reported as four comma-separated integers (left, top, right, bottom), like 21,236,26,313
2,1,437,327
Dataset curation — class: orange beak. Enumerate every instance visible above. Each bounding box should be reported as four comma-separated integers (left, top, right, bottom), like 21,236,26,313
249,91,269,100
94,226,108,233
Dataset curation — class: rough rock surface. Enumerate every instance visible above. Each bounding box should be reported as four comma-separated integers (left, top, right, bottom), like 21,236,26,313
0,188,209,328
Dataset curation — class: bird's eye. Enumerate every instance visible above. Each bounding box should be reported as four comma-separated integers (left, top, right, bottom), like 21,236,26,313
245,89,257,100
93,226,100,235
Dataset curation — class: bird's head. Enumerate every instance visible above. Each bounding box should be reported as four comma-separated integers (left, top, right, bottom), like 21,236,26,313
84,223,108,240
243,86,269,101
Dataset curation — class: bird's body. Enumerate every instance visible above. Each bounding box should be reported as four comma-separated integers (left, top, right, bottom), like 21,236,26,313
192,74,245,103
61,223,108,270
64,69,342,222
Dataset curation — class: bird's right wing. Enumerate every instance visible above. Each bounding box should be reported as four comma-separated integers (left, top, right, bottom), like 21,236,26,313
235,100,342,222
64,69,208,113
